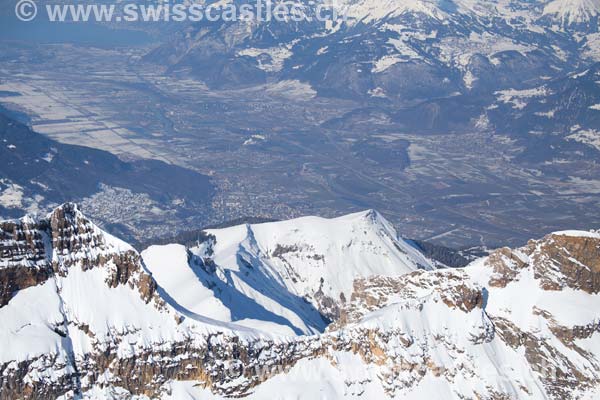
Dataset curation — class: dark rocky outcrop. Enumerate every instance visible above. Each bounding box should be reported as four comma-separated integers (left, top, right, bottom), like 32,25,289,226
0,203,158,308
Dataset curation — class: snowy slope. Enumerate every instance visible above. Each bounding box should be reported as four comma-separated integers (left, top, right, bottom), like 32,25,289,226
0,204,280,398
203,210,433,299
142,210,434,335
143,242,325,336
143,0,600,107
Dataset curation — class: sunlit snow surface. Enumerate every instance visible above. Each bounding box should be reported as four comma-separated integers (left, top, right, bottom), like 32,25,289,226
143,210,433,336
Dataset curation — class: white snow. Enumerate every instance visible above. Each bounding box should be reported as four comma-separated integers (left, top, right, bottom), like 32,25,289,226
368,87,387,98
163,352,388,400
566,129,600,151
437,32,535,74
42,147,58,163
0,183,24,208
372,55,404,73
142,210,434,336
204,210,433,304
463,70,477,89
387,38,423,62
142,244,232,322
264,80,317,100
3,206,600,399
543,0,600,26
535,109,556,118
243,134,267,146
0,279,65,363
337,0,447,24
552,229,600,239
237,46,293,72
583,33,600,60
496,87,548,110
250,352,388,399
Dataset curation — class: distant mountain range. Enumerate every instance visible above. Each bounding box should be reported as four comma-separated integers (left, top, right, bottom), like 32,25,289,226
0,204,599,399
144,0,600,162
146,0,600,100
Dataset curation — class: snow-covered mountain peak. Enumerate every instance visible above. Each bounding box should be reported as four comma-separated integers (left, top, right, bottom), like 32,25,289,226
543,0,600,26
1,202,131,273
141,209,435,335
202,209,435,293
46,202,133,256
335,0,600,27
337,0,452,23
0,202,160,308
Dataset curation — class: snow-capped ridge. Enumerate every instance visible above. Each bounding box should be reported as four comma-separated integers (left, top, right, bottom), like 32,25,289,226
338,0,449,23
551,228,600,238
46,202,134,254
543,0,600,27
141,208,435,336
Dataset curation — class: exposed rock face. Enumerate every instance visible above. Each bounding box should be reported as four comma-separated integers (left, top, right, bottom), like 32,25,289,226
0,218,51,307
0,264,51,307
486,246,529,288
0,203,157,309
334,269,486,329
485,230,600,293
0,353,78,400
531,233,600,293
0,207,599,399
